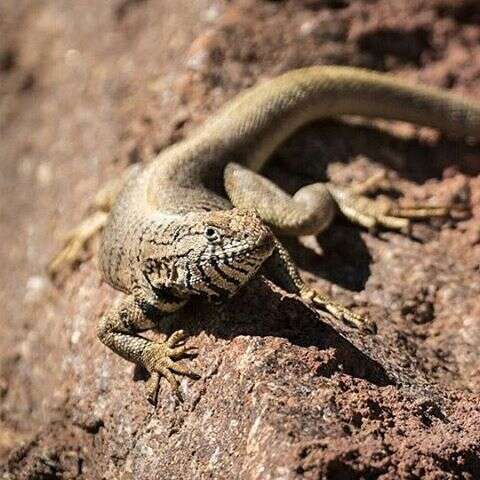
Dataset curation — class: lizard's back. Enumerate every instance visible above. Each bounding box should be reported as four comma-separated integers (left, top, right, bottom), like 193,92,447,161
99,65,480,293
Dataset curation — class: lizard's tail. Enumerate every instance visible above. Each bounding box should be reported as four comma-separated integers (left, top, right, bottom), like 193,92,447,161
198,66,480,171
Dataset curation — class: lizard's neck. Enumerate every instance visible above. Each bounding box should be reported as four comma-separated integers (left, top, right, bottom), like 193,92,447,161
146,136,231,193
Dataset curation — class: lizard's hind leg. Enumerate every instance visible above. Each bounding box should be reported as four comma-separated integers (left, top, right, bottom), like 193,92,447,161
224,162,337,236
225,162,454,237
327,178,452,235
48,166,138,280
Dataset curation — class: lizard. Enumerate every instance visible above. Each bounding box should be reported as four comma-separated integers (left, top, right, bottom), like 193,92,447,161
50,66,480,404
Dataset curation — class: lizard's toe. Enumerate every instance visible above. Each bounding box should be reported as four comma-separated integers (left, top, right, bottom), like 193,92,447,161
165,329,198,359
166,329,187,347
168,344,199,359
301,287,377,334
143,334,200,404
338,307,377,334
145,372,161,405
158,365,179,390
328,184,455,234
48,211,108,280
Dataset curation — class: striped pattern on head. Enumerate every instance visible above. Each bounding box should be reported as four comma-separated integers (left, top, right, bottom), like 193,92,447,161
140,209,275,301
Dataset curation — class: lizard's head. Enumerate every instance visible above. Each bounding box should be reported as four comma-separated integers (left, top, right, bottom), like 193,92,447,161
142,209,275,300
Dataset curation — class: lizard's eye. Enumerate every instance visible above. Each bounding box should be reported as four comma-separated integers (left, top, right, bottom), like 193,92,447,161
204,226,221,243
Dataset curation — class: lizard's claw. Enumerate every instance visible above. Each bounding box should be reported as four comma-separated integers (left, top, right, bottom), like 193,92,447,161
143,330,200,405
145,372,162,405
328,185,454,235
301,287,377,334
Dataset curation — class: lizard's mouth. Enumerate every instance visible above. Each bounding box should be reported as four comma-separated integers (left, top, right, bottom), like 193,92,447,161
242,237,273,260
251,230,275,256
229,233,275,273
192,234,274,300
218,231,273,264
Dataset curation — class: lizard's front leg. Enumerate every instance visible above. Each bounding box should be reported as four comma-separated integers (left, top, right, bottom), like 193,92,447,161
264,238,377,333
97,295,198,404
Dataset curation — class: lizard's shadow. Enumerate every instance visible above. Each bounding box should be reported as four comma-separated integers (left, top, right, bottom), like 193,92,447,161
138,121,479,391
263,119,480,291
146,280,396,388
269,119,480,183
280,227,371,292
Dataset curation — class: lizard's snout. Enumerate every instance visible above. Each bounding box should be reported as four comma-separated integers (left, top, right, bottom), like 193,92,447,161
253,226,275,257
228,207,275,257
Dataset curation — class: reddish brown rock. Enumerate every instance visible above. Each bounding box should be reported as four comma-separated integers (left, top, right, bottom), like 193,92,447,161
1,1,480,479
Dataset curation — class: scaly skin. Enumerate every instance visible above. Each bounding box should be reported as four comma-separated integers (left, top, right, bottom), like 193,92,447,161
63,66,480,403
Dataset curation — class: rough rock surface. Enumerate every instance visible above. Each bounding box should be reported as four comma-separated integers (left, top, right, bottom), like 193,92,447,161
1,0,480,478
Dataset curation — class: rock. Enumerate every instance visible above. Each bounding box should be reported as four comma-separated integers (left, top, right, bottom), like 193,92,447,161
1,0,480,478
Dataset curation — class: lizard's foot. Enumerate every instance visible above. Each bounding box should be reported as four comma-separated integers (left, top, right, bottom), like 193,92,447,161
328,184,453,234
48,167,139,280
300,287,377,334
143,330,199,405
48,211,109,279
